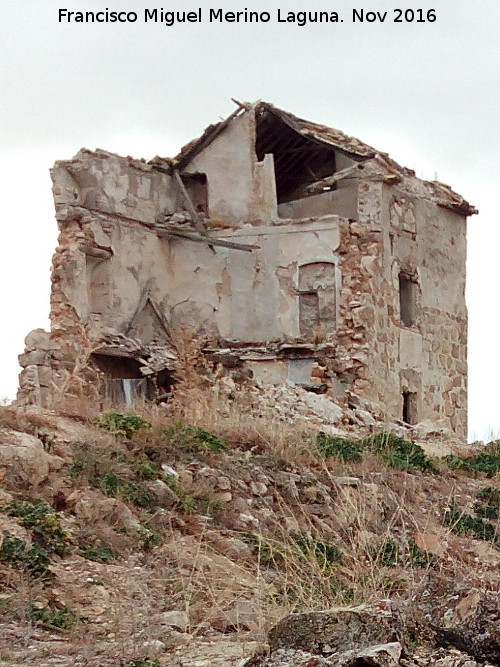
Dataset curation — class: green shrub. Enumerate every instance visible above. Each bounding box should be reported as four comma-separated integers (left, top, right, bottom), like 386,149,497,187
132,458,162,480
31,604,79,630
407,538,436,568
162,422,227,453
445,444,500,478
291,533,343,569
474,486,500,519
69,454,87,478
477,486,500,504
197,495,227,516
475,504,499,519
0,499,68,578
370,538,435,568
0,500,67,553
141,529,161,551
315,431,434,472
95,412,151,440
72,450,161,481
0,533,52,579
93,473,157,509
443,506,498,543
363,433,433,472
370,539,399,566
316,432,363,462
120,661,161,667
242,532,284,565
79,543,115,563
242,532,342,570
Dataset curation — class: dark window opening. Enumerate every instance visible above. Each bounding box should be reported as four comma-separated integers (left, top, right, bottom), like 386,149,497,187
91,354,143,380
180,172,208,215
402,391,418,425
255,107,338,204
399,273,417,327
90,354,172,407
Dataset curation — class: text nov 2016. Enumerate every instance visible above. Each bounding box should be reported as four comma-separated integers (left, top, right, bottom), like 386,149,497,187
352,9,437,22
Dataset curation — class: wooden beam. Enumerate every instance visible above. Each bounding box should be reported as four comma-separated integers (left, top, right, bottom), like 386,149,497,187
126,288,151,335
157,229,259,252
231,98,254,112
79,244,113,261
172,170,212,244
172,169,216,254
305,163,367,195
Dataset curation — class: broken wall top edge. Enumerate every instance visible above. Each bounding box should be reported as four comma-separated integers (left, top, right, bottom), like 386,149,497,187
51,101,478,217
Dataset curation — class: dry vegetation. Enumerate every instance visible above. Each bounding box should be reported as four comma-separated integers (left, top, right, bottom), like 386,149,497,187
0,337,499,665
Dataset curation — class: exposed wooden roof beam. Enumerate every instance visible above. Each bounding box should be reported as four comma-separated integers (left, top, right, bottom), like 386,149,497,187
172,169,216,254
157,229,260,252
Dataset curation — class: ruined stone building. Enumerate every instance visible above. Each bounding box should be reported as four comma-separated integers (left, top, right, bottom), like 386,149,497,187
17,101,476,438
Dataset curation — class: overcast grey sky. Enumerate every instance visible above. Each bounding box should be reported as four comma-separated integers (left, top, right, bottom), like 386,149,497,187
0,0,497,439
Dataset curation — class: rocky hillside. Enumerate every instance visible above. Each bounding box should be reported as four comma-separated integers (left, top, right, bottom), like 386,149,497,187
0,391,499,666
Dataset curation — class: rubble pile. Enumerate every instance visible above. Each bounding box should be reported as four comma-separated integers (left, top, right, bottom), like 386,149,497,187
215,377,461,452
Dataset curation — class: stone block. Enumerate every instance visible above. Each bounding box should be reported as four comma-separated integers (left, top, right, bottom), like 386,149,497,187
24,328,53,352
18,350,48,367
268,603,400,655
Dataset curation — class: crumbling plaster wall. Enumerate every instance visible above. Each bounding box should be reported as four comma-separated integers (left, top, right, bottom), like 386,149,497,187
278,183,358,221
50,152,174,326
57,213,345,343
207,218,342,340
53,149,176,223
183,111,263,225
49,146,348,345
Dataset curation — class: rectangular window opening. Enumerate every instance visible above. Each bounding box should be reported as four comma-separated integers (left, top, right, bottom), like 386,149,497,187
402,391,418,425
399,273,417,327
180,172,208,215
86,255,111,316
90,354,173,407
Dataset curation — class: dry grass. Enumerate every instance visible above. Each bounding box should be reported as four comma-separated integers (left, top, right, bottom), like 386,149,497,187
1,344,499,662
120,472,464,640
48,314,104,418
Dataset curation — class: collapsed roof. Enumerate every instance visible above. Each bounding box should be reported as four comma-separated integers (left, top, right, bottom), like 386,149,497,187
159,100,477,217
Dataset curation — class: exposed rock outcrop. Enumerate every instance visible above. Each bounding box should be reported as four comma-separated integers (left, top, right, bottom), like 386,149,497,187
268,603,401,655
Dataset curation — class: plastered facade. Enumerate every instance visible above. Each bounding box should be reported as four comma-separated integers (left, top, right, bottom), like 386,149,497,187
17,102,476,438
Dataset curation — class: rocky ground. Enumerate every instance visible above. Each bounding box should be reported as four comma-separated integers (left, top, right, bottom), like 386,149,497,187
0,389,498,666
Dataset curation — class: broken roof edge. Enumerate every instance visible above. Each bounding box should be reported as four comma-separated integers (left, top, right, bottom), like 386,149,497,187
162,99,478,217
51,103,477,218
